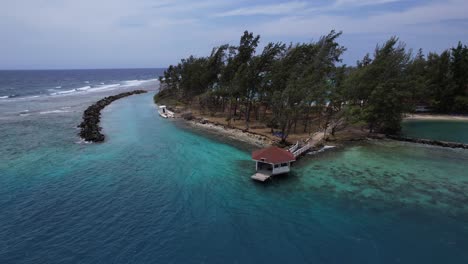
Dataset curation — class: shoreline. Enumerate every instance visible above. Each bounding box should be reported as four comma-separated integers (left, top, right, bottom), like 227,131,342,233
184,119,274,148
157,105,468,154
79,90,147,142
404,114,468,121
180,115,468,152
171,114,342,154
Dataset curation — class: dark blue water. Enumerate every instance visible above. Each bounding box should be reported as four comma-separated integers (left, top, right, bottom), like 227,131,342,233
0,69,164,99
1,71,468,263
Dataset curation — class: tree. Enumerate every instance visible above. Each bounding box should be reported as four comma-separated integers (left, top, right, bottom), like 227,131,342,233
406,49,428,107
451,42,468,113
426,51,457,113
345,37,411,134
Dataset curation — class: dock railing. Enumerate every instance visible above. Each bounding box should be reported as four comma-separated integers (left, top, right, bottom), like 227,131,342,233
292,143,311,158
288,141,299,153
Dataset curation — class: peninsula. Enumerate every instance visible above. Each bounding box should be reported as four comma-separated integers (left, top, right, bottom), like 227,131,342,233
154,31,468,149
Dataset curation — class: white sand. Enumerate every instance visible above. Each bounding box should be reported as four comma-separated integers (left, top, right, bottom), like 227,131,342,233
404,114,468,121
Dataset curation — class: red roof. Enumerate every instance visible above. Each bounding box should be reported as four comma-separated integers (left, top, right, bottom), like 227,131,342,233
252,146,296,164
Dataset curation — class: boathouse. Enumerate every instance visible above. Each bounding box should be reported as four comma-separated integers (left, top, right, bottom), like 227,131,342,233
251,146,296,182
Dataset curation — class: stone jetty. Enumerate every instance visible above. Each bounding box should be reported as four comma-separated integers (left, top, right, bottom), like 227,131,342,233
78,90,147,142
386,135,468,149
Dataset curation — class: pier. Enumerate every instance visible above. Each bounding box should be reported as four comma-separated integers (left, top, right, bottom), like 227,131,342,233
250,132,324,182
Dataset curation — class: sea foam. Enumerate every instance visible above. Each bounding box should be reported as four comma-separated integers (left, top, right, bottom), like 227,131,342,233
39,109,71,115
50,89,78,96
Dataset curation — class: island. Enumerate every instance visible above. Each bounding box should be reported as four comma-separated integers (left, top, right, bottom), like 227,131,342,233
154,31,468,150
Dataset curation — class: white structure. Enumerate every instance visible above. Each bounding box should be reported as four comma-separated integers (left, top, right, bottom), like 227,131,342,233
251,146,296,182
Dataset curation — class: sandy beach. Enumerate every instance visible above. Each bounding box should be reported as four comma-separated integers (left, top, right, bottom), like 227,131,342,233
405,114,468,121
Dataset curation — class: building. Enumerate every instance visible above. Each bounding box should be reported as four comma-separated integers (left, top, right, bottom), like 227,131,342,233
251,146,296,182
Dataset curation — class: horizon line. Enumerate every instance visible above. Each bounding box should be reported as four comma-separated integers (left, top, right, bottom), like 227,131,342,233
0,67,167,71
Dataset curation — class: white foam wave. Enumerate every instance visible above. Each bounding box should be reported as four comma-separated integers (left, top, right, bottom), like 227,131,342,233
1,95,40,101
76,86,91,91
51,89,77,96
122,80,145,86
23,95,40,99
49,83,122,95
75,138,93,144
122,78,157,86
87,84,120,92
10,78,158,100
39,109,71,115
19,110,30,116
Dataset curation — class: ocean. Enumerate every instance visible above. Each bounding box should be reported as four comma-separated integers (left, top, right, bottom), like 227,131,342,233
1,69,468,263
0,69,160,99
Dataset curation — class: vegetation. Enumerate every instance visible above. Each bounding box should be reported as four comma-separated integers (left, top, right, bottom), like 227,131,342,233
156,31,468,142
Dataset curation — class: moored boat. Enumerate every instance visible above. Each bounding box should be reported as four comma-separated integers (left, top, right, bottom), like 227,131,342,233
158,105,174,118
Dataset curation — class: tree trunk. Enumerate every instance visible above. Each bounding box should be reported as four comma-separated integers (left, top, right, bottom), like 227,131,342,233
304,107,311,133
233,98,238,116
264,105,268,119
227,98,233,127
245,99,252,130
255,104,260,121
222,98,226,113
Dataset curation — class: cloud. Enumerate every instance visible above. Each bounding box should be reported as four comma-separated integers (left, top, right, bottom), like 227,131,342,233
0,0,467,68
253,0,468,36
333,0,402,7
215,1,308,17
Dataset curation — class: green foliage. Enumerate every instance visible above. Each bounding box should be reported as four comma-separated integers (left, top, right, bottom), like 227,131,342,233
345,37,411,134
454,96,468,113
158,30,468,138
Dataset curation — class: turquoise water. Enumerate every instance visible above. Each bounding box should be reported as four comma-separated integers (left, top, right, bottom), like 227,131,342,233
402,120,468,143
1,93,468,263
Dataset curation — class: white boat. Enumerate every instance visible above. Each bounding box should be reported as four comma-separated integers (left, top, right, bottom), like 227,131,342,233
158,105,174,118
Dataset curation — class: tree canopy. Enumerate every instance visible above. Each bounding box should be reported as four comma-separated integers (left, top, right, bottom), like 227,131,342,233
156,31,468,141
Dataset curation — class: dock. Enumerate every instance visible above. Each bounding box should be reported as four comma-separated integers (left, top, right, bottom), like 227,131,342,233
250,132,324,182
251,170,272,182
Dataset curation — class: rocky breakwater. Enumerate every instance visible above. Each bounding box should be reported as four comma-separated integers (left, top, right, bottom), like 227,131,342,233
369,133,468,149
386,135,468,149
78,90,147,142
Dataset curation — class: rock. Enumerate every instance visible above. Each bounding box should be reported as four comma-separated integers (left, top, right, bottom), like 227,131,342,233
386,135,468,149
78,90,147,142
181,112,194,120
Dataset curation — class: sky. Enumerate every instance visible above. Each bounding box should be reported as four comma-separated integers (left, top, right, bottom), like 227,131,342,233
1,0,467,69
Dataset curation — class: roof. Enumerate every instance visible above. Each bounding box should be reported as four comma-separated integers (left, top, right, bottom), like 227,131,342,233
252,146,296,164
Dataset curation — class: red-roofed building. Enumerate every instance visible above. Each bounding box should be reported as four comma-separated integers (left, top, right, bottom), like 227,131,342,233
251,146,296,181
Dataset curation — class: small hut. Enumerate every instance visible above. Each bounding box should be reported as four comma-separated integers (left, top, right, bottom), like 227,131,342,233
251,146,296,181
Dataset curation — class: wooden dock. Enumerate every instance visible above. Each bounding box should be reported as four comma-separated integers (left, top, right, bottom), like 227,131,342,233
291,132,324,158
251,171,272,182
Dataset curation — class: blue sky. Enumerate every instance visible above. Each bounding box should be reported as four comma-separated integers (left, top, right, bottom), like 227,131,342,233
1,0,467,69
